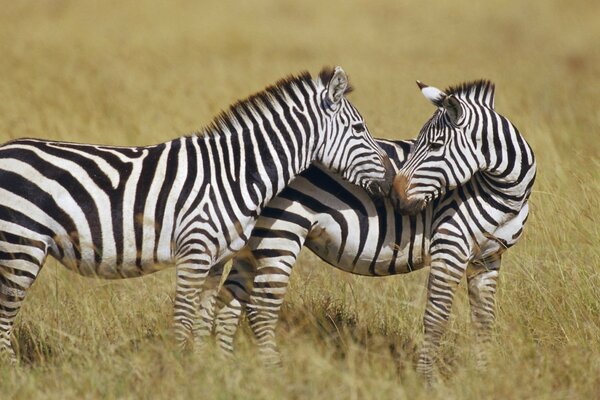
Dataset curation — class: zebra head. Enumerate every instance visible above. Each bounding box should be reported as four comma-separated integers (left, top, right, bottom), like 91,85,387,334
315,66,395,198
392,80,497,215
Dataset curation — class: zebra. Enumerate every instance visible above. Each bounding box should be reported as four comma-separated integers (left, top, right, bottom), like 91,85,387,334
0,66,396,362
205,80,536,383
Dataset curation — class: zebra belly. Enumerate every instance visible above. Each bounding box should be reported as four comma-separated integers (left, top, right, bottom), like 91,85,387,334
305,205,430,276
306,238,426,276
49,236,176,279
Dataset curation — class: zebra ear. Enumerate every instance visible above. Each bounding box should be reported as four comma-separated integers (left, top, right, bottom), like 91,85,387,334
326,66,349,106
417,81,446,107
442,94,463,125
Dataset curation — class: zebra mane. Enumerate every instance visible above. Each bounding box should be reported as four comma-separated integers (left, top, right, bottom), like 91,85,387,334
200,68,343,138
444,80,496,108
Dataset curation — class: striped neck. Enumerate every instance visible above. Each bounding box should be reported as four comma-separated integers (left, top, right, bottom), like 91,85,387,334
192,78,324,210
477,123,536,211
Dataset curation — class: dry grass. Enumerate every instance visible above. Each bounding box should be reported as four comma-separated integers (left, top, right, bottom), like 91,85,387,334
0,0,599,398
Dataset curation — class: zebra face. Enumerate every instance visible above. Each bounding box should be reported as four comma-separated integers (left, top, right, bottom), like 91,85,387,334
391,81,484,215
316,67,394,198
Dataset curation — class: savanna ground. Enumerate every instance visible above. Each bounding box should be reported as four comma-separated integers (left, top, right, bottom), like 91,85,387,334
0,1,599,398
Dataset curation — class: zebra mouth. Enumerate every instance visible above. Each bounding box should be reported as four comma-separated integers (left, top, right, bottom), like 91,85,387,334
365,179,390,198
364,159,395,198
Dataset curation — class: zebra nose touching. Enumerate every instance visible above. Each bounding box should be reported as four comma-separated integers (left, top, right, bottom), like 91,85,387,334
391,173,425,215
381,155,396,192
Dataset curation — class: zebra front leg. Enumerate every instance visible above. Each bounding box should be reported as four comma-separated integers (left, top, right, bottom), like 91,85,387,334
417,256,465,384
173,257,212,349
191,261,226,353
214,252,257,358
467,257,500,369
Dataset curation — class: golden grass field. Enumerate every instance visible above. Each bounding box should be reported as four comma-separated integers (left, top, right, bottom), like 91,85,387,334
0,0,599,398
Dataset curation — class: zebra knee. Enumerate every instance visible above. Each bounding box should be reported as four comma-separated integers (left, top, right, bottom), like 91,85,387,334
467,269,499,325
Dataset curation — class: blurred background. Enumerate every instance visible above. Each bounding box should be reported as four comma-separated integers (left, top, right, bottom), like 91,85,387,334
1,0,598,149
0,1,598,399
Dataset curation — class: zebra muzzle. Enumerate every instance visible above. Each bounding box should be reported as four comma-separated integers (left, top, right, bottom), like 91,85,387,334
381,155,396,193
364,155,395,199
391,174,425,215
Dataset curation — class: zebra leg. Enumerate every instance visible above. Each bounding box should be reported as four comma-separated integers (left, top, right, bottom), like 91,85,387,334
467,257,501,369
173,256,212,349
246,258,295,367
192,261,226,352
417,257,465,383
0,234,47,364
214,249,257,357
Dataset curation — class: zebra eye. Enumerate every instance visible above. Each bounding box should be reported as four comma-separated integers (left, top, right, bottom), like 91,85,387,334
352,123,366,133
430,141,444,150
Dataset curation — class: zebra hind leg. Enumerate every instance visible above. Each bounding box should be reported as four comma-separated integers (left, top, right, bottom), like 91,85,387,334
0,233,47,364
191,261,226,353
417,257,465,384
246,263,293,367
214,254,257,358
467,258,501,369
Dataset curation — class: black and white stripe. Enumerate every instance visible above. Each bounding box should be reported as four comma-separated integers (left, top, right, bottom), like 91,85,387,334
205,80,536,382
0,66,394,362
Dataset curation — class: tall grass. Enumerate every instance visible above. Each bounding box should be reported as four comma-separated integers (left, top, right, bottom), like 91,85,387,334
0,0,598,398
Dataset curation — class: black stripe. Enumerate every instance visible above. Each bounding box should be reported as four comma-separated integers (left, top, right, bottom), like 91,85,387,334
251,227,303,249
0,169,81,263
133,144,165,268
153,140,180,262
368,199,388,276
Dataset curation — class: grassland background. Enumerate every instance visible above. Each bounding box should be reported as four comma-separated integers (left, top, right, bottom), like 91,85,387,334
0,0,599,398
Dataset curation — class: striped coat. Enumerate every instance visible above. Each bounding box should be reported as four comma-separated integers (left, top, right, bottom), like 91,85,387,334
205,80,535,383
0,66,394,361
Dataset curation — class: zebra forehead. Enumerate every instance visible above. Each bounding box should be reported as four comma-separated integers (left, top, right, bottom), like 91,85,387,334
444,79,496,107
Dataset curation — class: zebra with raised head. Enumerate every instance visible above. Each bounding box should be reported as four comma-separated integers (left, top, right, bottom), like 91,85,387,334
0,66,395,362
207,80,536,382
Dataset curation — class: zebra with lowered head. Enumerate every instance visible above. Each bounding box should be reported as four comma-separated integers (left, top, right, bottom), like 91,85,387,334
0,66,395,362
206,80,536,383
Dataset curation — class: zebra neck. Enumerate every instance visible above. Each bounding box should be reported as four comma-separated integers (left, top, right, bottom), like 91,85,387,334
191,105,320,211
479,130,536,211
